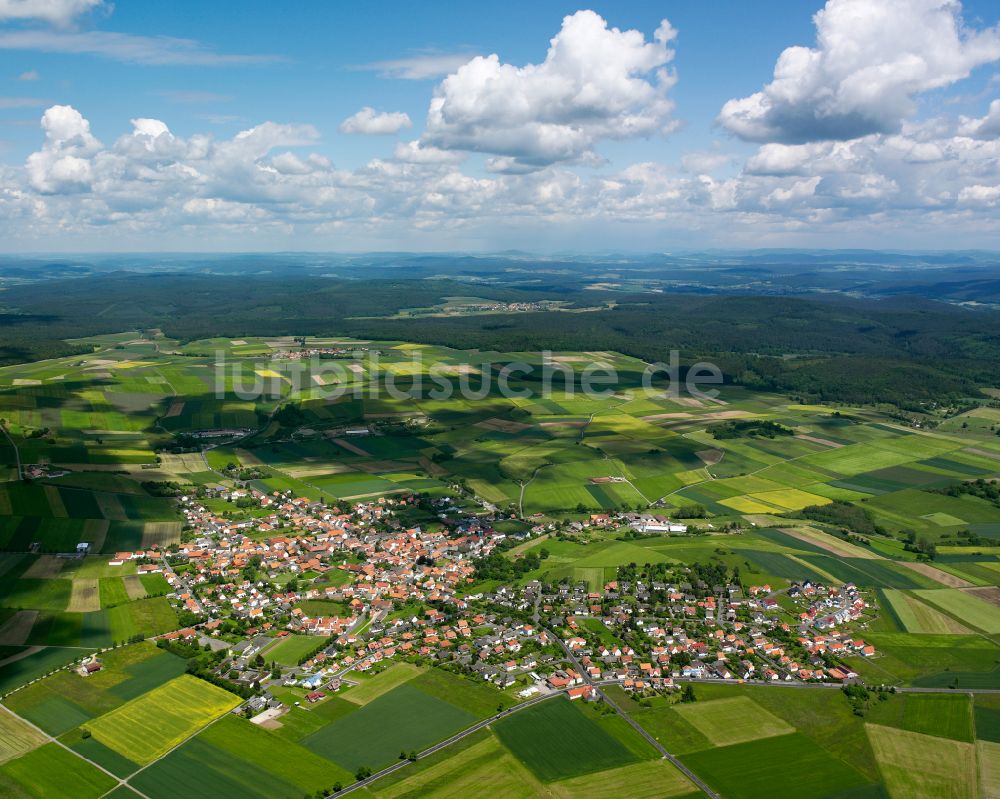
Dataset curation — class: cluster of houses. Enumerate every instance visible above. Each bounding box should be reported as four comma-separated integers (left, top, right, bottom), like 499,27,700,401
135,481,882,714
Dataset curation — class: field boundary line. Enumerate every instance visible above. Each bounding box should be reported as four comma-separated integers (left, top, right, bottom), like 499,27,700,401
0,701,152,799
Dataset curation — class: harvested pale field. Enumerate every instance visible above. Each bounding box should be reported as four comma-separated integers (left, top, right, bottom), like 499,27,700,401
22,556,64,579
342,488,409,501
157,453,208,473
551,759,695,799
95,492,127,521
475,417,532,433
67,579,100,612
777,526,883,560
234,448,264,466
701,410,755,420
867,723,977,799
42,485,67,518
669,397,705,408
899,561,974,588
966,447,1000,461
284,463,353,478
0,611,37,645
332,438,370,456
640,412,694,422
673,696,793,747
0,707,47,765
11,379,41,386
696,449,724,465
962,586,1000,608
82,519,109,552
123,575,147,601
979,740,1000,799
796,434,844,448
141,521,181,548
164,400,185,418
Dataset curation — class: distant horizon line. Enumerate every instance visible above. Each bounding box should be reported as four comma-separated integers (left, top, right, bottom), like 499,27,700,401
1,248,1000,258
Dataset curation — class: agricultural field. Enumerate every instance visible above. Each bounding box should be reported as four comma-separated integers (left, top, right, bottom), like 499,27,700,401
131,714,353,799
266,633,323,666
0,742,118,799
493,696,644,782
83,674,240,764
671,696,794,747
867,724,977,799
341,662,424,705
301,683,476,772
0,331,999,795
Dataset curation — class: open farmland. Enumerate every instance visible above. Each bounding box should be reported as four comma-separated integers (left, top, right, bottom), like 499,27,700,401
84,674,240,764
266,633,323,666
867,724,978,799
0,707,46,764
680,733,874,799
493,696,639,782
341,662,423,705
0,329,999,797
0,742,118,799
671,695,794,747
131,714,353,799
301,683,475,772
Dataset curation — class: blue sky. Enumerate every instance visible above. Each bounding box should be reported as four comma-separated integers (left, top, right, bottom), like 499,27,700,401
0,0,999,251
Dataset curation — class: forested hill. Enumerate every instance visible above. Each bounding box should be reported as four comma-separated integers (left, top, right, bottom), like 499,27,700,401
1,272,998,407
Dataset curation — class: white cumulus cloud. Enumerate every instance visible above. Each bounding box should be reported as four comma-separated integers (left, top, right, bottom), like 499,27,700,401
338,107,412,135
719,0,1000,143
959,99,1000,139
0,0,100,25
420,9,679,170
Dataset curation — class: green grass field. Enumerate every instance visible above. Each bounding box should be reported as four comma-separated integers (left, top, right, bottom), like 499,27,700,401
302,683,475,772
493,696,638,782
866,723,977,799
0,742,117,799
672,695,794,747
130,713,353,798
681,733,874,799
911,589,1000,634
266,634,322,666
341,662,424,705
